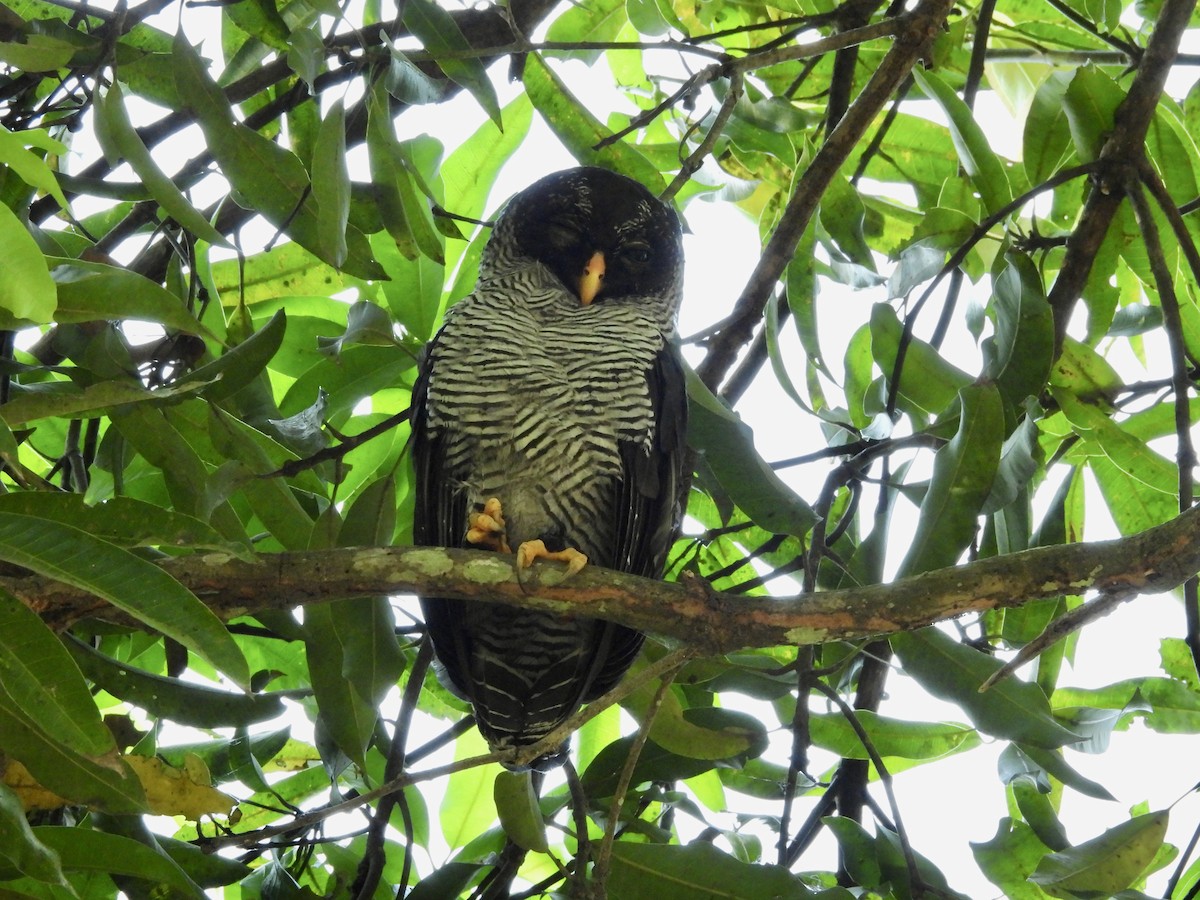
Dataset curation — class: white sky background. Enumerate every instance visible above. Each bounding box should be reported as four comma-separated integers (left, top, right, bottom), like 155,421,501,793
60,2,1200,895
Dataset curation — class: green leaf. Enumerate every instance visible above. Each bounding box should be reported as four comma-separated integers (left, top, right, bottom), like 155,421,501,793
971,818,1055,900
1024,72,1075,183
1049,338,1123,401
32,827,205,898
0,199,55,323
94,82,228,246
0,123,69,209
0,784,66,885
913,67,1012,214
545,0,627,62
440,729,498,849
66,638,284,728
402,0,500,125
898,383,1004,576
311,99,350,268
608,842,816,899
808,711,978,760
303,602,378,766
50,257,211,334
522,53,663,189
893,628,1081,748
0,590,113,756
870,303,972,418
0,695,145,813
685,368,816,538
172,33,383,279
0,493,240,553
1030,811,1169,897
493,770,548,852
182,307,287,403
1062,65,1124,162
987,258,1055,408
0,512,248,687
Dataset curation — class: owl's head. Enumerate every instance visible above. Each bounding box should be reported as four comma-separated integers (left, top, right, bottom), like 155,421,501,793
482,167,685,321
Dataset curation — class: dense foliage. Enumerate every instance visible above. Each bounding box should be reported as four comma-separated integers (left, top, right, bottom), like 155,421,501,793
1,0,1199,896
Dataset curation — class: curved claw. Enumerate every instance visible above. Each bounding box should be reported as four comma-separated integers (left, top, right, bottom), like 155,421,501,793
467,497,510,553
516,539,589,578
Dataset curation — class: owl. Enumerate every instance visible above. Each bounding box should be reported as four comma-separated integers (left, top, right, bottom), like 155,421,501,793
411,166,687,770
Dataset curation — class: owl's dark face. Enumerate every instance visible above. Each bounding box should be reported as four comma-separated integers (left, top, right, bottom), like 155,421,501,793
505,167,683,308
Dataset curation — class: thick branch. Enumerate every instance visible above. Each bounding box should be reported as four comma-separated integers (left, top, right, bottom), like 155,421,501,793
14,504,1200,654
1045,0,1197,347
695,0,953,390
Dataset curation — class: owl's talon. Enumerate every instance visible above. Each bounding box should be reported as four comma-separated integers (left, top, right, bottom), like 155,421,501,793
516,540,589,578
467,497,510,553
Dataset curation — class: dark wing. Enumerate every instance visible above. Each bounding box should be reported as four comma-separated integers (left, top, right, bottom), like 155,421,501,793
580,339,689,702
410,331,474,701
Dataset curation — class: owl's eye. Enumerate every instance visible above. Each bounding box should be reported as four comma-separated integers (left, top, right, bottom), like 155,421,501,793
620,242,653,265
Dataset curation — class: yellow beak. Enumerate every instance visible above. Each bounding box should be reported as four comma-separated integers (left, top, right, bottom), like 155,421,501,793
578,251,606,306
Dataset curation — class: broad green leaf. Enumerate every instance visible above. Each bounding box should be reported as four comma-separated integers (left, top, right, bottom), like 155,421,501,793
809,711,978,760
1063,65,1124,162
0,591,113,756
1030,810,1169,896
206,407,314,551
0,377,206,428
870,303,972,418
31,827,204,897
0,123,69,209
367,81,441,263
402,0,499,125
172,34,382,279
987,258,1055,409
303,602,378,766
686,367,816,538
545,0,627,62
1012,743,1116,801
440,728,498,849
1024,71,1075,183
580,734,720,801
66,638,283,728
971,818,1055,900
0,512,248,687
312,99,350,268
50,257,211,335
0,697,144,813
0,200,55,323
898,383,1004,576
1058,394,1178,493
523,53,663,190
1048,338,1123,401
893,628,1080,748
0,784,66,885
824,817,884,890
207,242,362,306
608,842,815,899
94,82,228,246
493,770,548,852
0,493,236,553
913,67,1012,214
182,307,287,403
385,47,446,106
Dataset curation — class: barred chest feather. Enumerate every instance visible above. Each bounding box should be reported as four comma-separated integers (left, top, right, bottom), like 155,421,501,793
423,269,669,564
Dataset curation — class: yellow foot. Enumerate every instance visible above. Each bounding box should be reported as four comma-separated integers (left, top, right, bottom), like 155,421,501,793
467,497,510,553
516,539,589,578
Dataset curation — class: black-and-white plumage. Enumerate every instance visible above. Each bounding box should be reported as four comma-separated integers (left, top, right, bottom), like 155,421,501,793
411,167,687,770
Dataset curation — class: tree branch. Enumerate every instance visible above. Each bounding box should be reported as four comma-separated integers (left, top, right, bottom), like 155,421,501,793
695,0,953,390
16,503,1200,654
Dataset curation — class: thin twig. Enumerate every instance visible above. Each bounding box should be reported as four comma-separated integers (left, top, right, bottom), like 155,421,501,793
592,651,691,891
